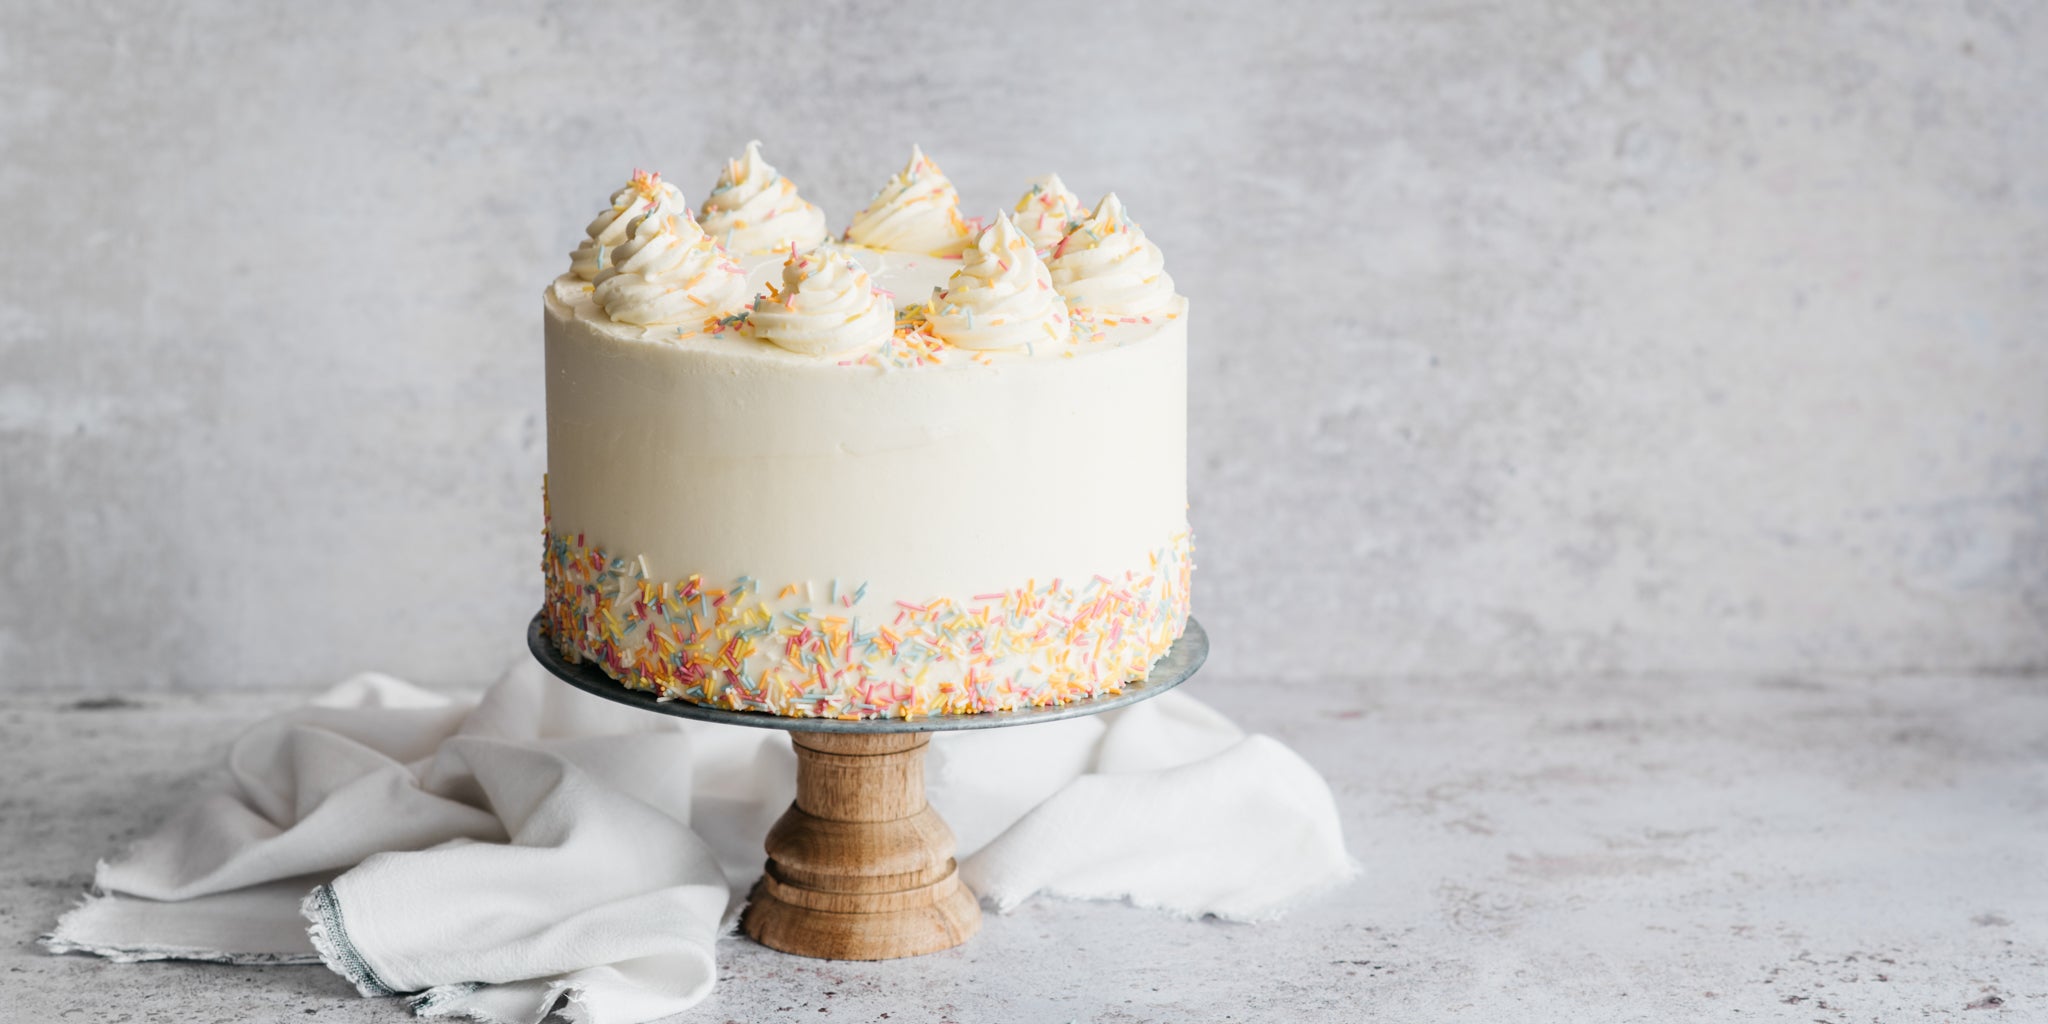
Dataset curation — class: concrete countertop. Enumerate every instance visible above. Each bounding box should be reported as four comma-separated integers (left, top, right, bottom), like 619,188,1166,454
5,672,2043,1022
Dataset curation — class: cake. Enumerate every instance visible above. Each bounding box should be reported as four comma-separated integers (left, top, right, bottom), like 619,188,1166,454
542,143,1190,719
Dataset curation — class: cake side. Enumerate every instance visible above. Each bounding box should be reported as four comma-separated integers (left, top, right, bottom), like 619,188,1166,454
541,287,1191,718
542,279,1187,583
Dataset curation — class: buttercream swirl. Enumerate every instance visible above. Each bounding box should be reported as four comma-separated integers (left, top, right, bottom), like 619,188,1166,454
1047,193,1177,317
924,215,1070,351
843,145,975,256
592,211,748,327
746,247,896,357
1011,173,1086,250
570,170,688,281
696,141,830,255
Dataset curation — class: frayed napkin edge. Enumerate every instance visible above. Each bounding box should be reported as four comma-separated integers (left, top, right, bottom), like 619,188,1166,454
302,883,399,997
39,889,325,965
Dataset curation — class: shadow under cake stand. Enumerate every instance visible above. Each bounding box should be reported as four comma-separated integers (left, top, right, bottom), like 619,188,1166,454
527,614,1208,961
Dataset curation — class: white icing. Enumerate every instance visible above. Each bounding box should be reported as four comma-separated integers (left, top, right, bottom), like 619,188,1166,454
543,281,1188,624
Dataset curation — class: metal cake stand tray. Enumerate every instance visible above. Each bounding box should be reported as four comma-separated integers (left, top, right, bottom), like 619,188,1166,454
526,612,1208,961
526,613,1208,733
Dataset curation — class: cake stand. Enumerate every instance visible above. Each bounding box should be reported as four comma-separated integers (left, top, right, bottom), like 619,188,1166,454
526,613,1208,961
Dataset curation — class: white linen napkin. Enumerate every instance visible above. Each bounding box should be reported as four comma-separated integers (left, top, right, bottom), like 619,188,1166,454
44,662,1356,1024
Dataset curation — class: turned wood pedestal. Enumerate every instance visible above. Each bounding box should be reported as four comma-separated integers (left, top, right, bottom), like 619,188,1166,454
741,733,980,959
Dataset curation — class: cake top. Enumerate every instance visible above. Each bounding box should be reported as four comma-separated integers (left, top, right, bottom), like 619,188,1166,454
552,144,1184,368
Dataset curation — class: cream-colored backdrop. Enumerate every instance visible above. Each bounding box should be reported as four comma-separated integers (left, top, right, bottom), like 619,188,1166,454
2,2,2043,689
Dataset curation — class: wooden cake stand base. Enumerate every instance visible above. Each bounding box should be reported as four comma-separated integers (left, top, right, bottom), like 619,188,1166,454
744,732,980,959
527,614,1208,961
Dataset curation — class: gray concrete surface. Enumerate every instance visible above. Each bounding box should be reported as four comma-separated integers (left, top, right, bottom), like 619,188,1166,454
2,2,2045,691
8,671,2045,1022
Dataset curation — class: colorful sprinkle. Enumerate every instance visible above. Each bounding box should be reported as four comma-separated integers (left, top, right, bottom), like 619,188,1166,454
541,484,1192,719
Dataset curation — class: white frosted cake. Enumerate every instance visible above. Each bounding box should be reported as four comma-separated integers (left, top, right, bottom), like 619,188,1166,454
542,143,1190,718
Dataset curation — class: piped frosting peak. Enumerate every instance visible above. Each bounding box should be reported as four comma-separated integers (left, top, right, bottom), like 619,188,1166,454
571,170,689,281
843,145,975,256
748,247,896,357
592,211,748,327
697,141,830,256
1011,174,1086,250
1048,193,1176,318
924,215,1070,351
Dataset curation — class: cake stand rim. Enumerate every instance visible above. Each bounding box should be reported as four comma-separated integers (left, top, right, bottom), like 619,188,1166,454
526,612,1207,733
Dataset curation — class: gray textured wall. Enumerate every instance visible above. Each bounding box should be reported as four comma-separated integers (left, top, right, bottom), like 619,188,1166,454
2,1,2043,691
